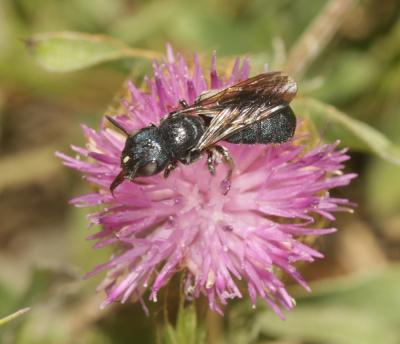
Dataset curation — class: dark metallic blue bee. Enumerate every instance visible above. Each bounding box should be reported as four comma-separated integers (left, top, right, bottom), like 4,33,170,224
108,72,297,194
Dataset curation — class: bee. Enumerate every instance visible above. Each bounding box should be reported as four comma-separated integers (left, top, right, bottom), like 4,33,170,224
107,72,297,194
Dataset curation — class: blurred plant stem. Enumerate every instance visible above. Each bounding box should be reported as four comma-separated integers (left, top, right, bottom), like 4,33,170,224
285,0,358,78
206,310,223,344
0,307,30,326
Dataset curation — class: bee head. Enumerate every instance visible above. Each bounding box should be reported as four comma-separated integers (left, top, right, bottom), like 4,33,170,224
110,126,170,193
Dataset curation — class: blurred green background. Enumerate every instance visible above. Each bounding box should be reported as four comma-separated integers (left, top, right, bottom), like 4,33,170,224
1,0,400,343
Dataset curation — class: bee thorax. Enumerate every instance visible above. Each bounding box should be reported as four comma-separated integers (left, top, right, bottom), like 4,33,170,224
160,114,205,160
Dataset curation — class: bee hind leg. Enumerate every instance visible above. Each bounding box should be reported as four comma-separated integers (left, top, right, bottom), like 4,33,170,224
207,150,217,176
206,145,235,195
215,145,235,195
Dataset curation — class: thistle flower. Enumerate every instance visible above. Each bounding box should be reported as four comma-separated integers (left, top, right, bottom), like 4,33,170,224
57,46,356,318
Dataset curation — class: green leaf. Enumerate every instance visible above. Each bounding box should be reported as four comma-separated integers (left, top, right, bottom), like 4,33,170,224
254,266,400,344
161,304,206,344
26,31,162,72
0,307,30,327
164,323,179,344
176,304,205,344
294,98,400,165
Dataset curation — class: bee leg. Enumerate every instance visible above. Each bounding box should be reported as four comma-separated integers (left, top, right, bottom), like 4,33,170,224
164,160,178,178
167,99,189,118
179,99,189,108
207,150,217,176
110,170,125,196
214,145,235,195
205,146,234,194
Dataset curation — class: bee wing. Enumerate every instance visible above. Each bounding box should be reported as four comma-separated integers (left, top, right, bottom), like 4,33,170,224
195,72,297,106
191,72,297,150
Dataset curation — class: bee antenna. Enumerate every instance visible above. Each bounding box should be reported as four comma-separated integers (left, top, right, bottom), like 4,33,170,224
106,116,129,137
110,170,125,196
110,163,139,196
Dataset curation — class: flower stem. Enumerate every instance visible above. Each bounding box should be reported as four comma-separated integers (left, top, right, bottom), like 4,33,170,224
285,0,358,78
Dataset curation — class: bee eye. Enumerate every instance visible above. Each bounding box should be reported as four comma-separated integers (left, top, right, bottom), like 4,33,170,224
140,161,158,176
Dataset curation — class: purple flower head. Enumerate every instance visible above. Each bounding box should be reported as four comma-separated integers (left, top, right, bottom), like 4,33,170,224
57,46,356,318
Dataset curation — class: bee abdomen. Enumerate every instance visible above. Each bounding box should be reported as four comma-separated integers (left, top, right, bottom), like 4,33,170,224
225,106,296,144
